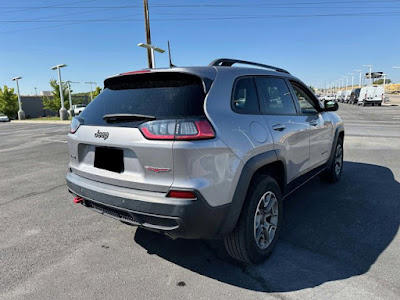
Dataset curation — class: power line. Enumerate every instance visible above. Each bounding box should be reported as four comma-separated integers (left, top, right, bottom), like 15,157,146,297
0,0,98,14
1,0,400,10
1,11,400,23
0,11,398,34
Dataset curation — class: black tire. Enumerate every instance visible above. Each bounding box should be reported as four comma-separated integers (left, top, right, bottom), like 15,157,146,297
224,176,283,264
320,137,343,183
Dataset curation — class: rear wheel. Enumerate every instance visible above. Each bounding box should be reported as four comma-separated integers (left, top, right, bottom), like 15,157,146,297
224,176,283,264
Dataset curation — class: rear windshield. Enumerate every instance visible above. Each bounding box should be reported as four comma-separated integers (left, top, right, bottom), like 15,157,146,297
79,72,207,127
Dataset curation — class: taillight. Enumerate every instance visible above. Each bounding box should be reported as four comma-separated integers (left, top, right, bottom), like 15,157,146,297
139,118,215,140
166,190,197,199
70,117,82,134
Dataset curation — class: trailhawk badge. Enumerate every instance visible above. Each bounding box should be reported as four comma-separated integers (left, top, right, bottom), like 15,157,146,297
94,130,109,140
145,166,171,173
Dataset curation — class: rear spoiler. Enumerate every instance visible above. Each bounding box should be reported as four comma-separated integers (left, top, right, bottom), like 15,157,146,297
104,70,213,94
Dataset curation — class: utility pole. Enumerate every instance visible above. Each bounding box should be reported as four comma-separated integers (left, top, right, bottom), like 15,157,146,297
85,81,96,102
143,0,153,68
34,87,37,95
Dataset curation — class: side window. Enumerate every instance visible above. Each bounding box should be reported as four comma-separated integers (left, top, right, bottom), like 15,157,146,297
232,77,259,114
290,83,319,114
255,77,297,115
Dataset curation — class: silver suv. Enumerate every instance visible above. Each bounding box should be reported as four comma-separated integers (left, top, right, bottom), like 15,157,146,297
66,59,344,264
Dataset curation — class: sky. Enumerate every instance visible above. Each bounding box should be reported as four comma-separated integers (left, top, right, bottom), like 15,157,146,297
0,0,399,95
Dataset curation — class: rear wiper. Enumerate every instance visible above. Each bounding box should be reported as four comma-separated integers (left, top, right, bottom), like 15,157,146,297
103,113,156,123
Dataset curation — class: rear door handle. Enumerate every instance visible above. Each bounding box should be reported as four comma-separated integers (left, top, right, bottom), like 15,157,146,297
272,124,286,131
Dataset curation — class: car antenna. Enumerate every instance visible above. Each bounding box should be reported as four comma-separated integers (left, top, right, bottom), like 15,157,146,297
168,41,176,68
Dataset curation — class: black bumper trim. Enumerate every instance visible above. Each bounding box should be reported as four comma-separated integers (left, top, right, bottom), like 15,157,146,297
66,172,231,239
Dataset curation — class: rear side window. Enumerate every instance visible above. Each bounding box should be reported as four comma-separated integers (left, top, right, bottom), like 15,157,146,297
232,77,260,114
256,77,297,115
80,72,206,127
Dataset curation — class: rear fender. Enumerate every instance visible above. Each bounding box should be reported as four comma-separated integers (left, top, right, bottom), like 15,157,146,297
217,150,285,236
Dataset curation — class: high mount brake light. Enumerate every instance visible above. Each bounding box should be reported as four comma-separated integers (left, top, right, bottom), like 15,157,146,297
139,118,215,141
120,70,151,75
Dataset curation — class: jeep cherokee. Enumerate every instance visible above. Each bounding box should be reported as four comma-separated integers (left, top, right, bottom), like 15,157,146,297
66,58,344,264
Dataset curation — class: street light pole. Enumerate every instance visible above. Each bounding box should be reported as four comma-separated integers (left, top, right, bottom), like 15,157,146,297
394,67,400,83
50,64,68,120
354,70,362,88
363,65,373,86
138,43,165,68
85,82,97,102
12,76,25,120
65,81,79,117
350,73,354,91
382,73,388,96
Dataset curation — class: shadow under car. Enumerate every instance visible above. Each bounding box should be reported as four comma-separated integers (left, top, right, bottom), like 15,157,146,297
134,161,400,292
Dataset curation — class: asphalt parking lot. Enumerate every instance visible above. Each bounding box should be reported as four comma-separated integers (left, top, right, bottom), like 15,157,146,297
1,104,399,300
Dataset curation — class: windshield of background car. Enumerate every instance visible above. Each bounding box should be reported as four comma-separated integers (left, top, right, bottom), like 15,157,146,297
79,72,207,127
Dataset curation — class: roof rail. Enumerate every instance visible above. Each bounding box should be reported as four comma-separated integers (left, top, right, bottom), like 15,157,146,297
209,58,290,74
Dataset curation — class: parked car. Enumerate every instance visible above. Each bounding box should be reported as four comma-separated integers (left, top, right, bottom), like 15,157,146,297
0,113,10,122
357,86,384,106
72,104,86,115
320,94,336,101
66,58,344,264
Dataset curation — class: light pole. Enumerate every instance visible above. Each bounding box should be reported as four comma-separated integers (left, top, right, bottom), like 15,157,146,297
354,70,362,88
363,64,373,86
350,73,354,91
50,64,68,120
11,76,25,120
65,81,79,117
381,73,388,97
138,42,165,68
85,82,97,102
394,67,400,83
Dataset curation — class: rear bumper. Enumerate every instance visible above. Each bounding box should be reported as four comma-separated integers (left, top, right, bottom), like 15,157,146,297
66,172,231,239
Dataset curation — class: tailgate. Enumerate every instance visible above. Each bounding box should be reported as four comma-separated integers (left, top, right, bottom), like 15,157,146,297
68,126,173,193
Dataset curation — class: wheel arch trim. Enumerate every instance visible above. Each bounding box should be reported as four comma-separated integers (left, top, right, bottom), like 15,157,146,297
218,150,286,236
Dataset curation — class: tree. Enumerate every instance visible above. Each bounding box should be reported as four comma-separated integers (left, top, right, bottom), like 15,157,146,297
43,79,70,112
373,78,392,85
93,86,102,99
0,85,18,117
309,85,316,93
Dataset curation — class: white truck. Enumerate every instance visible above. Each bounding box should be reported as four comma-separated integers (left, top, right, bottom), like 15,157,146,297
72,104,87,115
357,86,384,106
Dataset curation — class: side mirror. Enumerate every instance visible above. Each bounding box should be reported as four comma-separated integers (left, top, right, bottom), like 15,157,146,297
324,100,339,111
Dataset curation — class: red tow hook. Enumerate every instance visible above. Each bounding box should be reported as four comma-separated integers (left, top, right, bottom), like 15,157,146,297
73,196,84,204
